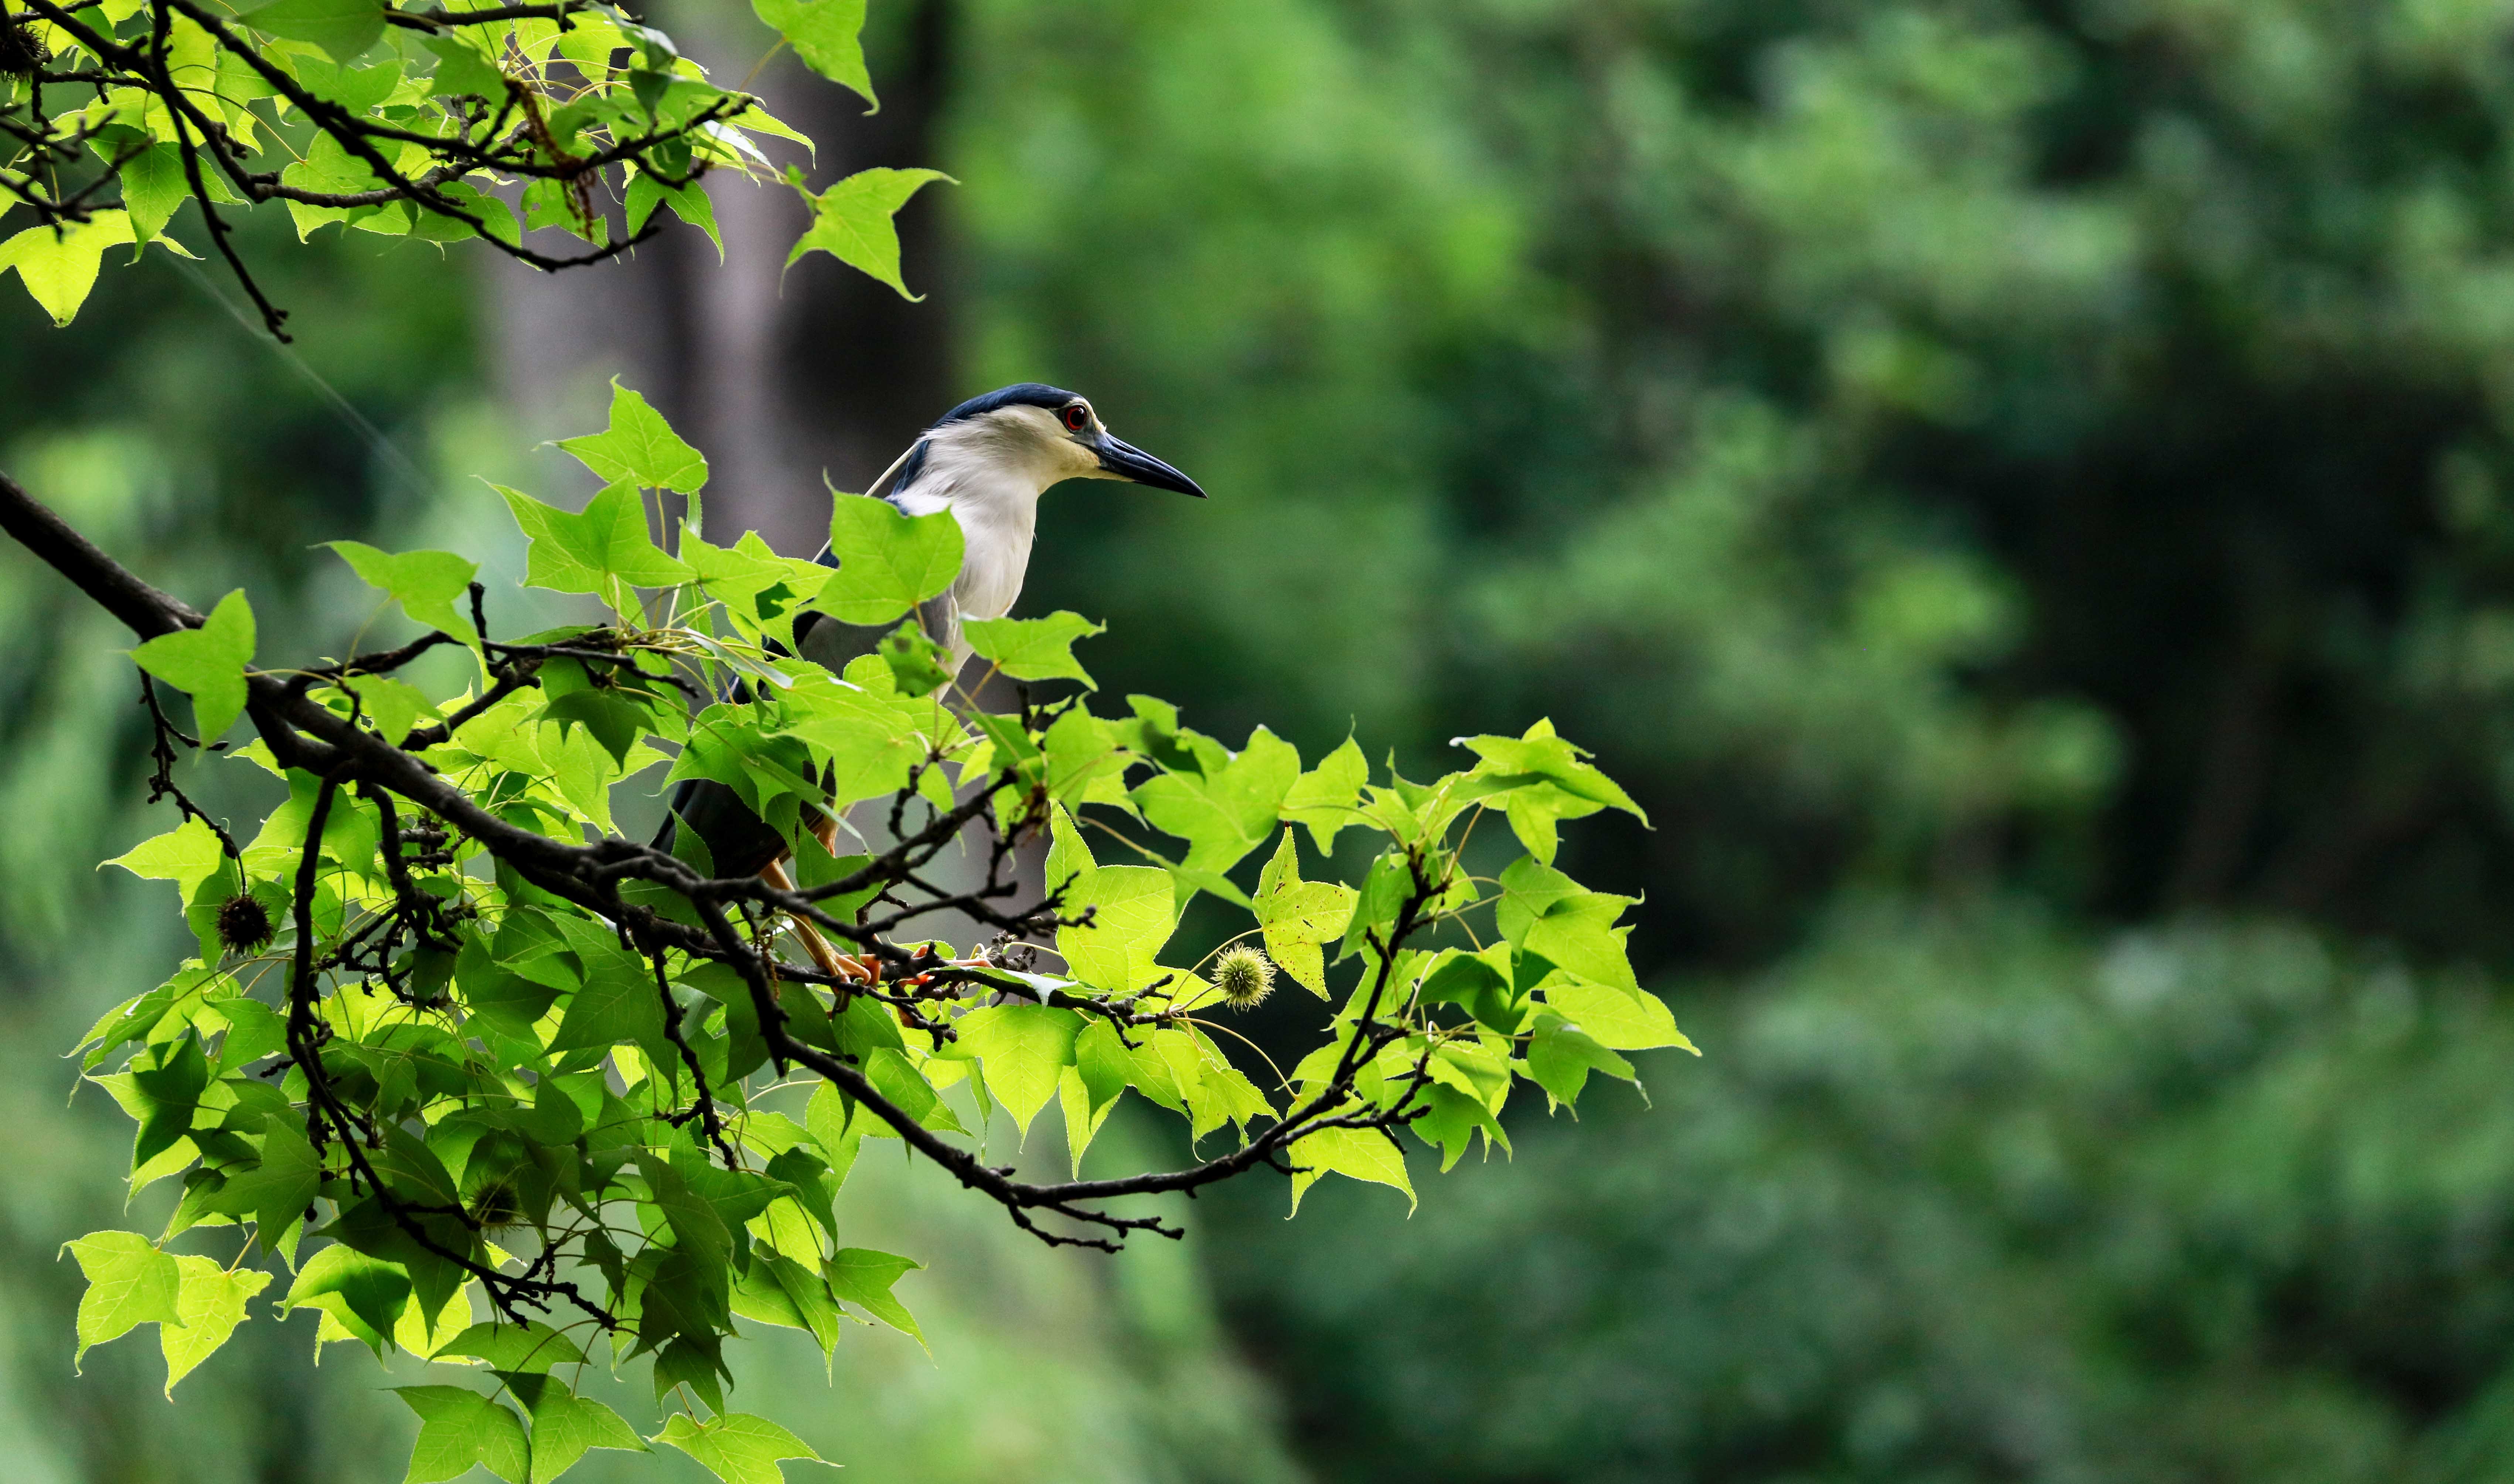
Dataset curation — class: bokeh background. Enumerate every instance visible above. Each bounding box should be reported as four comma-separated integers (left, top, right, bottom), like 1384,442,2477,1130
11,0,2514,1479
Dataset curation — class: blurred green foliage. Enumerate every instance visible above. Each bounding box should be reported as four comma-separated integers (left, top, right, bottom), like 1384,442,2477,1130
946,0,2514,1478
1210,905,2514,1484
962,0,2514,965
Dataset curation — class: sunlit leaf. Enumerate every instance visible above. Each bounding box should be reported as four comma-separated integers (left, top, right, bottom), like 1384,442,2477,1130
131,590,255,740
784,165,952,298
0,210,135,325
61,1230,182,1368
394,1385,530,1484
557,379,709,496
816,492,962,624
651,1411,833,1484
161,1257,270,1395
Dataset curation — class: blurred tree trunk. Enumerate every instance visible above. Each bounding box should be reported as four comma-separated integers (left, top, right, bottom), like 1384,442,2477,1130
484,0,955,556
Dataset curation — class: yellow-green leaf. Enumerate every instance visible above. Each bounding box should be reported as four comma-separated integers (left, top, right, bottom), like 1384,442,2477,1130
784,165,951,299
131,589,256,740
0,210,136,326
161,1257,270,1395
393,1386,530,1484
815,492,963,624
751,0,872,107
1287,1126,1416,1215
556,379,709,495
61,1230,183,1368
651,1412,832,1484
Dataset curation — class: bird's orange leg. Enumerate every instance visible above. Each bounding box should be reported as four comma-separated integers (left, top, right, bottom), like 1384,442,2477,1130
759,857,867,983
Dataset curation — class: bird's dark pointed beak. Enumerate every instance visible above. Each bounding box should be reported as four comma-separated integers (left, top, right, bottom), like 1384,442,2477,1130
1097,434,1207,498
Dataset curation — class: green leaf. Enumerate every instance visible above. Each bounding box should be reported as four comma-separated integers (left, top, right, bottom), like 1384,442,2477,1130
1540,978,1697,1054
627,170,723,259
1133,726,1302,879
243,0,383,62
652,1337,730,1416
876,622,954,695
545,933,669,1059
1417,946,1527,1034
107,817,229,901
280,1242,411,1359
131,590,256,740
205,1118,320,1249
439,1321,586,1375
1287,1126,1416,1215
946,1005,1082,1138
514,1380,643,1483
275,131,386,239
0,210,136,326
1253,831,1358,999
394,1386,531,1484
1041,706,1130,808
498,480,695,607
750,0,872,107
1056,864,1178,993
209,996,287,1073
1058,1062,1121,1175
1525,1013,1638,1106
1492,859,1643,993
378,1120,463,1208
126,1033,211,1169
421,33,505,98
503,1373,647,1484
1281,736,1367,855
291,54,403,112
1337,852,1413,963
161,1256,270,1396
120,146,190,243
777,673,930,808
61,1231,183,1368
556,380,709,495
1453,719,1646,863
784,164,951,299
326,541,480,643
862,1046,962,1133
826,1248,922,1343
651,1412,832,1484
963,611,1104,685
815,492,963,624
341,675,440,743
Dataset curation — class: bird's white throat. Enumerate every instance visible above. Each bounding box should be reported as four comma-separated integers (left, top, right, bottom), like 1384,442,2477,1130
890,404,1103,625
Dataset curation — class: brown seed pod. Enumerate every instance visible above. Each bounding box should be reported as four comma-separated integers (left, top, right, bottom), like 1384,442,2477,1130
216,893,273,953
0,17,49,75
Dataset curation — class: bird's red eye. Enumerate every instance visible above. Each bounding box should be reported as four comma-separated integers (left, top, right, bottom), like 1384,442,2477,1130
1063,404,1090,433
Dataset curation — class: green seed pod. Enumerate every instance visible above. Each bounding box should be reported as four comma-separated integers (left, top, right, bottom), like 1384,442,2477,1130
1214,945,1275,1011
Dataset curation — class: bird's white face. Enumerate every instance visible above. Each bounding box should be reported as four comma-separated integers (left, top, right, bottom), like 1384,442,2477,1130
889,387,1207,520
954,400,1117,488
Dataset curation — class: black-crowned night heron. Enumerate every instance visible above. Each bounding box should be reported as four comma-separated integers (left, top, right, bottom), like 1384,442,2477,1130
655,383,1206,880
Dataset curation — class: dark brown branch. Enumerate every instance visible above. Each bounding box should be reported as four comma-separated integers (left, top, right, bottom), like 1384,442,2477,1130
384,2,595,33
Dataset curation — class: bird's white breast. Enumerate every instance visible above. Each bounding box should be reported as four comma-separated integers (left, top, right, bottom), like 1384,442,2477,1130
893,438,1041,622
885,406,1098,673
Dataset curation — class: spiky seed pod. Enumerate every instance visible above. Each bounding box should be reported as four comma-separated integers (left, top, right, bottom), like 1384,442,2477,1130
1214,945,1275,1011
0,18,49,75
467,1178,526,1232
216,893,273,953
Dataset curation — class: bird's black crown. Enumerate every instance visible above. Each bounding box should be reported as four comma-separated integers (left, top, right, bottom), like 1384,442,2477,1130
931,383,1081,428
